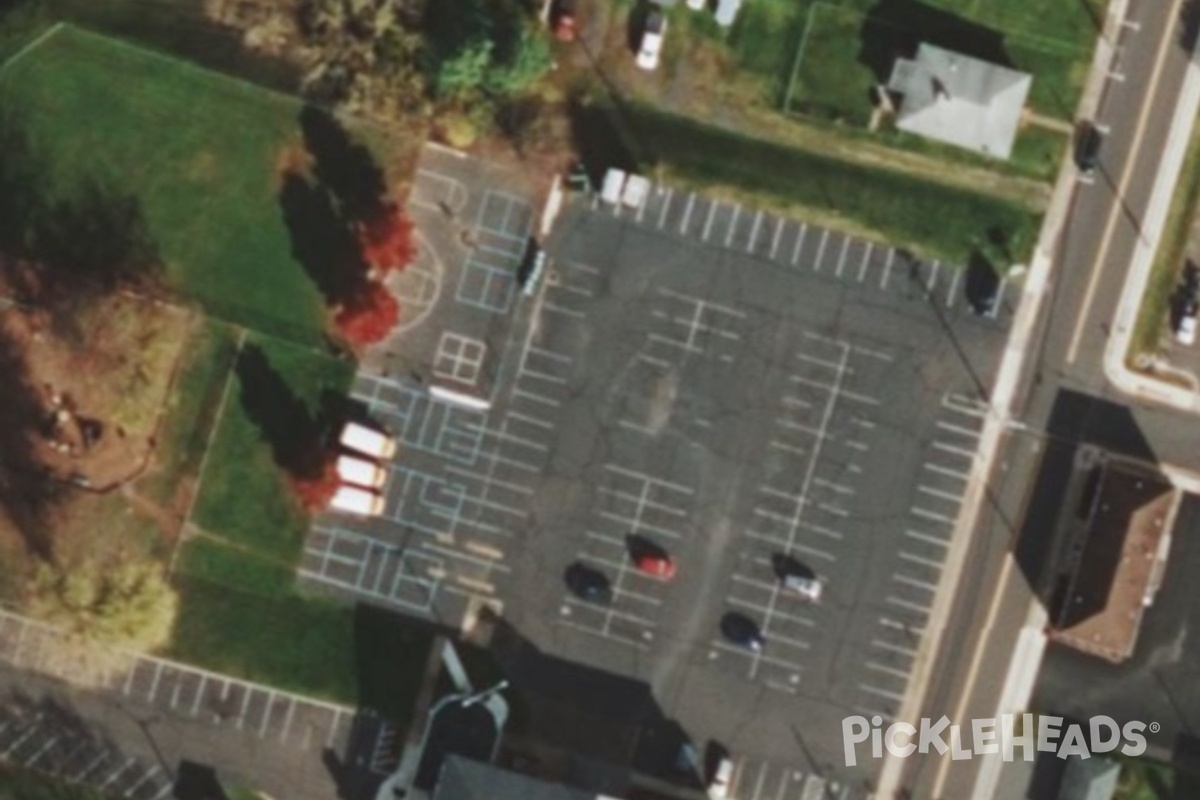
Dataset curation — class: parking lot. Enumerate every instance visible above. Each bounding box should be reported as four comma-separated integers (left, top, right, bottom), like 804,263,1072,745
299,149,1014,789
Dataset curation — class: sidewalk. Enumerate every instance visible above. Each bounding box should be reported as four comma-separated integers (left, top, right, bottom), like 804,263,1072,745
872,0,1136,797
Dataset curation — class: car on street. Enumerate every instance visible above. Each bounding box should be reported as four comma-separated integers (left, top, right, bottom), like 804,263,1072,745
330,485,385,516
336,454,388,489
340,421,397,460
636,12,666,71
707,756,735,800
1075,121,1103,175
720,612,764,652
551,0,578,42
634,552,676,579
565,562,613,604
782,571,822,602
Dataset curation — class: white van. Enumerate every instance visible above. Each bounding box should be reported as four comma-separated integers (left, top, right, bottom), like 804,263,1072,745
330,485,385,517
336,454,387,489
339,421,397,460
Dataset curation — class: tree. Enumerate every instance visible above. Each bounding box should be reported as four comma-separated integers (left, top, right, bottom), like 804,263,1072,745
358,203,416,274
292,457,340,513
436,37,493,97
335,281,399,345
486,23,553,97
27,561,178,651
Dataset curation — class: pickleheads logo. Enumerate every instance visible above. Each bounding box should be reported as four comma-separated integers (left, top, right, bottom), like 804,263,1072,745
842,714,1155,766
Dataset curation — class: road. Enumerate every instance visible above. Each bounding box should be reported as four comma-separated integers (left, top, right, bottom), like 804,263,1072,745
890,0,1200,796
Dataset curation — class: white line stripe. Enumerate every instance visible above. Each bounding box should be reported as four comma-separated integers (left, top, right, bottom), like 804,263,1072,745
858,242,874,282
905,529,950,547
813,230,830,270
881,249,895,289
834,237,850,277
726,205,741,247
912,507,957,524
899,551,945,569
680,193,697,234
894,574,939,592
860,684,906,702
791,224,808,265
657,188,673,229
770,219,784,259
747,210,763,253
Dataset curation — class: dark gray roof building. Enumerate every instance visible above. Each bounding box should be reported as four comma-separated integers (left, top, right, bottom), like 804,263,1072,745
433,756,618,800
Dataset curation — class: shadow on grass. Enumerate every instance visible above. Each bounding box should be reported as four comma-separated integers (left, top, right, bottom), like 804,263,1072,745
857,0,1014,85
279,171,368,309
174,761,229,800
234,344,340,480
299,106,389,225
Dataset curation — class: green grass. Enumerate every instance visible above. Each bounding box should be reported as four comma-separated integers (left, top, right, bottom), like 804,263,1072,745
191,334,353,567
605,102,1039,262
0,766,109,800
1115,759,1179,799
139,317,239,509
780,1,1091,124
0,25,327,344
1129,112,1200,361
0,0,53,66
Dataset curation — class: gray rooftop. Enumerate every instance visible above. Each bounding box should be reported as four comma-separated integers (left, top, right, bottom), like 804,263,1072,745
1057,757,1121,800
887,43,1032,159
433,756,610,800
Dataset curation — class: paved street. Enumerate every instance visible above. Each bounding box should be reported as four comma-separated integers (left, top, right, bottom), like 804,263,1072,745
303,145,1016,795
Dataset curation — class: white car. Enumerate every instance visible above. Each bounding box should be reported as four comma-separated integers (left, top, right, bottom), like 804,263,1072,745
340,421,397,460
715,0,742,27
636,12,666,71
708,757,735,800
1177,301,1198,346
330,485,385,517
336,454,387,489
686,0,706,9
784,573,823,602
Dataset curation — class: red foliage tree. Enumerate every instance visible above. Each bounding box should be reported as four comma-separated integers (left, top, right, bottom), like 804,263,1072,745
292,457,340,513
335,281,400,346
358,203,416,275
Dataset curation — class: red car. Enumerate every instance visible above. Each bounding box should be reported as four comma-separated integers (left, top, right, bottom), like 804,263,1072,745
552,0,578,42
635,553,676,580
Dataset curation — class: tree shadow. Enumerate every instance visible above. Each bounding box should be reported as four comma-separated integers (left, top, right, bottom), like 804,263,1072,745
279,171,368,308
0,325,65,561
857,0,1014,86
1182,0,1200,52
299,105,388,224
234,344,330,479
174,760,229,800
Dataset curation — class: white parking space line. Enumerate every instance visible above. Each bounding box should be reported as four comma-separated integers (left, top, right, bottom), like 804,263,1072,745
860,684,906,702
905,529,950,547
834,238,850,278
867,662,911,680
126,766,161,795
926,260,940,292
99,758,137,790
726,205,741,247
542,300,586,320
881,248,895,289
923,462,970,481
813,230,830,271
657,188,673,229
931,441,978,458
945,268,961,307
917,484,964,503
702,200,718,241
791,224,808,266
680,193,696,234
858,243,874,282
513,388,561,408
899,551,945,569
745,531,836,561
894,574,939,592
710,642,804,670
912,506,957,525
604,463,695,496
558,618,650,650
747,210,763,253
872,639,918,657
988,277,1008,318
768,440,807,456
770,219,784,260
727,595,816,628
936,420,982,438
887,596,932,614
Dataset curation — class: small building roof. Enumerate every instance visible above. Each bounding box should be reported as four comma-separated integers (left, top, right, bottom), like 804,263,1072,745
1057,756,1121,800
1049,462,1177,663
887,43,1032,159
433,756,605,800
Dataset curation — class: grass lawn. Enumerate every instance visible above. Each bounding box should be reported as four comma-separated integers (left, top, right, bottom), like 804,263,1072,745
771,0,1097,123
0,24,327,344
1128,111,1200,362
597,101,1039,262
0,766,109,800
192,334,353,567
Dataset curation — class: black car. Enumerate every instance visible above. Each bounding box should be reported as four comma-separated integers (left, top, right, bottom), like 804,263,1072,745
565,562,612,604
1075,122,1103,174
720,612,765,652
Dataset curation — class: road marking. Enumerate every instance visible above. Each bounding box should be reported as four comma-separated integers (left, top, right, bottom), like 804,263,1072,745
872,639,918,657
726,205,741,247
887,596,932,614
834,238,850,278
813,230,830,271
770,219,784,260
1066,0,1185,365
680,193,697,234
860,684,906,702
881,249,895,289
912,506,957,525
894,574,939,592
748,210,764,253
657,188,673,229
792,224,808,265
899,551,945,569
703,201,718,241
946,268,961,307
867,662,911,680
858,242,874,282
918,484,964,503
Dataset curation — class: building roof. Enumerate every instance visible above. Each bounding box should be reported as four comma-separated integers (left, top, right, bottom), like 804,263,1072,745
887,43,1032,159
1049,462,1178,663
1057,756,1121,800
434,756,609,800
